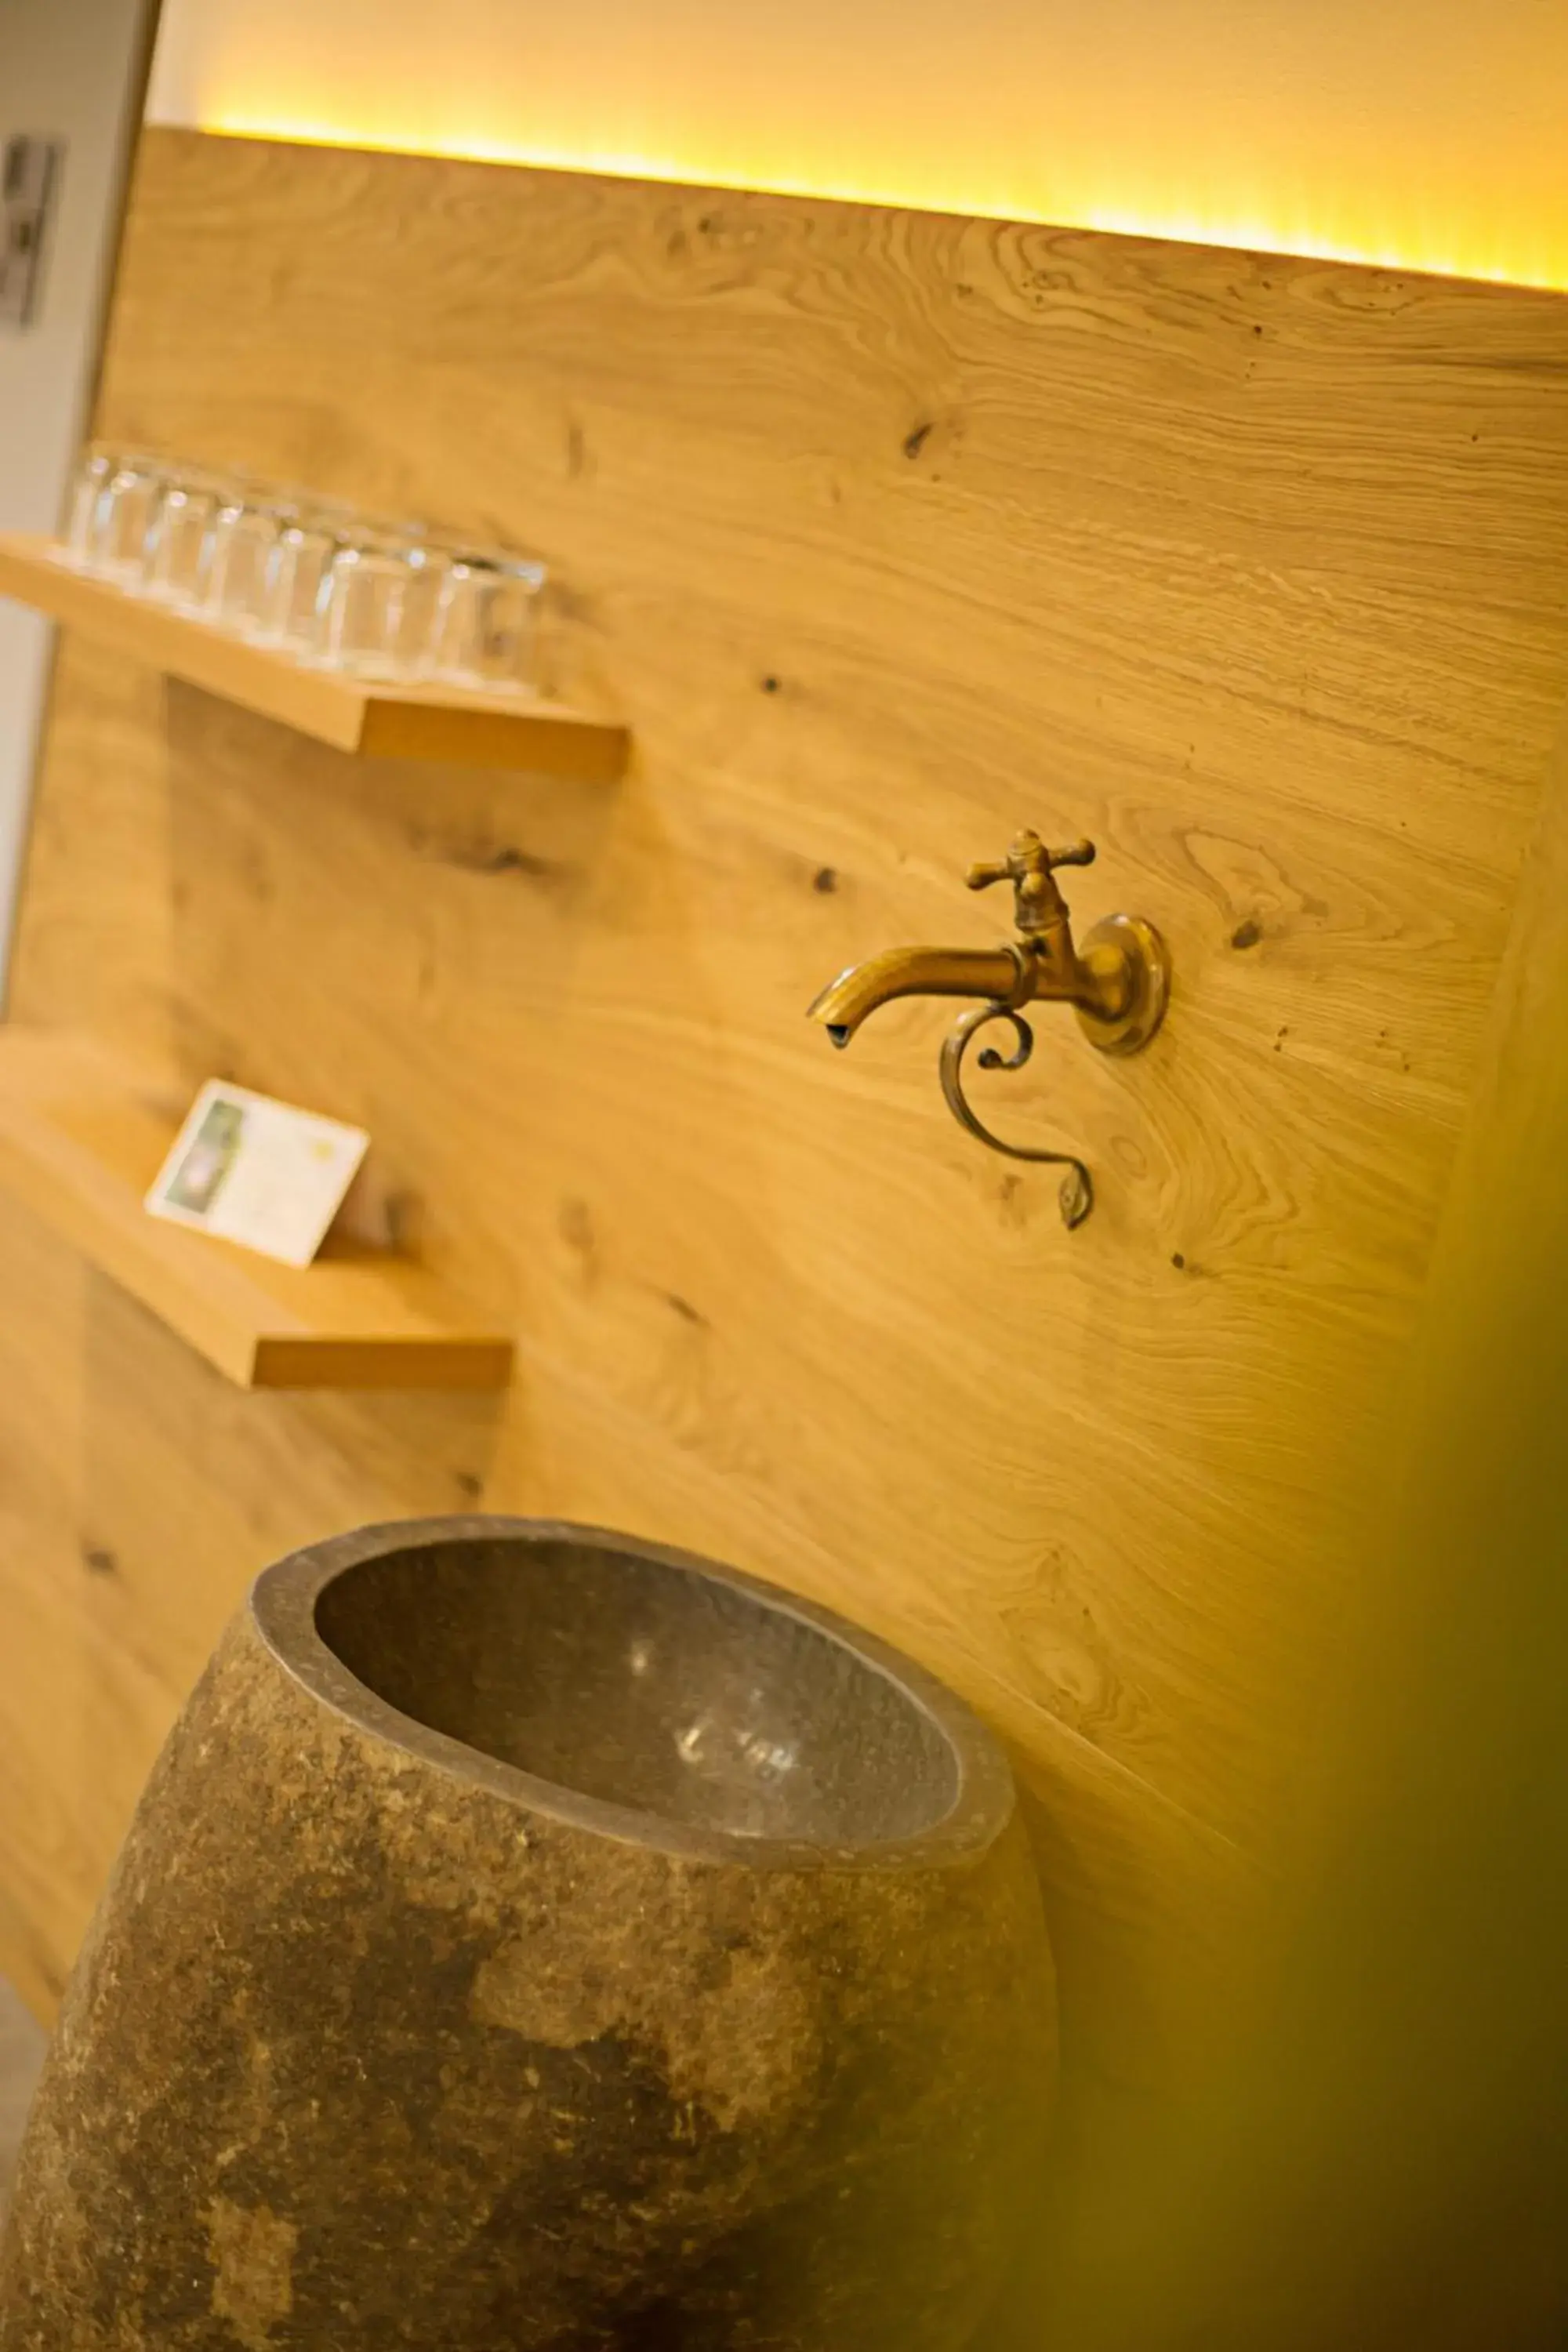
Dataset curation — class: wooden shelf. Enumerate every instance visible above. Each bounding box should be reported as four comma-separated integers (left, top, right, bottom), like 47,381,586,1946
0,534,628,779
0,1032,514,1391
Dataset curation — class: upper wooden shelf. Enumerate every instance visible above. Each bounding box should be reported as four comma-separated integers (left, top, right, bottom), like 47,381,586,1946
0,1029,514,1392
0,533,628,779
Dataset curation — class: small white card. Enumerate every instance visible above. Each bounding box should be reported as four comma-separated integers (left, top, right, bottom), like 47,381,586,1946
145,1080,370,1270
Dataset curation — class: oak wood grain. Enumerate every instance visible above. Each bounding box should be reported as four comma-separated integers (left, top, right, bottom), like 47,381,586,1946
5,129,1568,2330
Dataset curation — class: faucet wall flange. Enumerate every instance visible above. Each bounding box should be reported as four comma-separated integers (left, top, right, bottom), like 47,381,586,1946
1073,914,1171,1056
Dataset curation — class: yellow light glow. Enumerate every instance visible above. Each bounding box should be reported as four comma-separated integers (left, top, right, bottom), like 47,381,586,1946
148,0,1568,296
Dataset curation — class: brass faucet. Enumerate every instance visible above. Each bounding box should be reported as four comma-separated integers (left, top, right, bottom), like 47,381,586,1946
808,830,1170,1227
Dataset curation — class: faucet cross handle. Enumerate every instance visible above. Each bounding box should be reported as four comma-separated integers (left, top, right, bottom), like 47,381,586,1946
965,830,1096,936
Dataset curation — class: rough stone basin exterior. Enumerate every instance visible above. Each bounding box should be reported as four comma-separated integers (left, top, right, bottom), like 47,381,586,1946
0,1518,1057,2348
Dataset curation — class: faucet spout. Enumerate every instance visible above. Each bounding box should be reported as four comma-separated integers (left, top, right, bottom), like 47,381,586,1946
808,945,1027,1047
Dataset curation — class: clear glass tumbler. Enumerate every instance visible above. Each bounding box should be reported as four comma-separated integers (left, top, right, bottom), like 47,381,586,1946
144,470,227,608
401,535,452,669
314,524,431,678
423,547,546,694
59,445,118,568
96,452,172,586
201,491,296,634
252,509,349,652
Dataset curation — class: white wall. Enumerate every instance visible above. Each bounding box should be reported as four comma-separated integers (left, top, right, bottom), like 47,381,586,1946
0,0,158,990
145,0,1568,292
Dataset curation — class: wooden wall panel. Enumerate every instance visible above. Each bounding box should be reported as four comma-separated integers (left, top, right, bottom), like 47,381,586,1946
5,127,1568,2332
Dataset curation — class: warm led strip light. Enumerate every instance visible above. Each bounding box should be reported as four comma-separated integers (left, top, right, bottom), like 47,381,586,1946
146,0,1568,296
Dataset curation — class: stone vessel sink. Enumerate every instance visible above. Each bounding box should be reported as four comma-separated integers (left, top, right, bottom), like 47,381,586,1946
0,1518,1057,2349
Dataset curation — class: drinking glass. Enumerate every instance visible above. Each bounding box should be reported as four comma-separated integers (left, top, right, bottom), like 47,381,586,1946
400,535,451,668
252,502,354,652
314,522,434,678
59,445,117,568
96,452,172,585
423,547,546,694
201,490,296,634
144,470,228,608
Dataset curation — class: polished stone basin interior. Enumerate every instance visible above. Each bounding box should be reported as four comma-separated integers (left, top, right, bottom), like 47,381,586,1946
313,1526,963,1847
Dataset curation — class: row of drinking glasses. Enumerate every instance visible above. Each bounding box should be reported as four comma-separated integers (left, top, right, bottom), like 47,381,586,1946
55,446,546,695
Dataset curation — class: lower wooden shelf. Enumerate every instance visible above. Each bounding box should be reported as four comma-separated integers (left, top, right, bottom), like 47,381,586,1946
0,1031,514,1391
